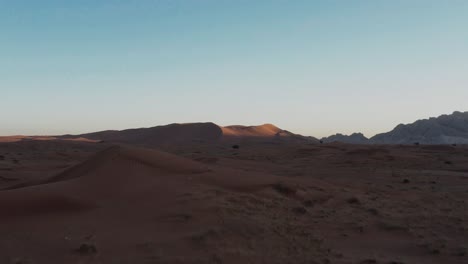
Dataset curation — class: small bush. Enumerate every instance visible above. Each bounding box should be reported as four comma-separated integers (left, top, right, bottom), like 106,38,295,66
292,206,307,214
272,182,297,195
75,243,97,255
347,197,360,204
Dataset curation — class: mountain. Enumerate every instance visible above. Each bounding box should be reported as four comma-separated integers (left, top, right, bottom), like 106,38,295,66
321,133,369,144
370,111,468,144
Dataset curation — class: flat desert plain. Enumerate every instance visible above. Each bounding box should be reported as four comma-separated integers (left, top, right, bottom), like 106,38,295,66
0,139,467,264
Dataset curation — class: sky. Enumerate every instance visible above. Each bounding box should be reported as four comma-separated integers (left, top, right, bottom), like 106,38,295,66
1,0,468,138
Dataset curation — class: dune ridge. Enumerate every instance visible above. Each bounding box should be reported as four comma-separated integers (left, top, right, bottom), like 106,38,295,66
222,124,284,137
2,122,316,146
67,122,223,146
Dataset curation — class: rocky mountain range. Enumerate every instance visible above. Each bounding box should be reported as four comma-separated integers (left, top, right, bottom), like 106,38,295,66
321,133,369,144
322,111,468,144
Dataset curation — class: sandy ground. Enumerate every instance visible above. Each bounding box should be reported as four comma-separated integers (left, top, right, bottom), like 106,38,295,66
0,139,467,264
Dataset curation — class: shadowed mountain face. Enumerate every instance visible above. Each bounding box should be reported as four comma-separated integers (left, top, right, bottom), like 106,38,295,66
321,133,369,144
321,111,468,145
371,111,468,144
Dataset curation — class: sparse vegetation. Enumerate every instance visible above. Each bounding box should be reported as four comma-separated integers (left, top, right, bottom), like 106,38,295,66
347,197,360,204
454,247,467,257
378,220,408,232
367,208,379,215
292,206,307,214
272,182,297,195
75,243,97,255
360,259,377,264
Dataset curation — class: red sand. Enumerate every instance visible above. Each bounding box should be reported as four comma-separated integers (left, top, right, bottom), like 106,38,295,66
0,132,467,263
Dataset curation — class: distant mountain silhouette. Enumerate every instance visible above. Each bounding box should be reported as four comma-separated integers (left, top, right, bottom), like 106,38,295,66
370,111,468,144
320,111,468,145
321,133,369,144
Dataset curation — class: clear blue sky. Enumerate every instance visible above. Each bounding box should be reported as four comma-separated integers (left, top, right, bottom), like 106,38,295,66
2,0,468,137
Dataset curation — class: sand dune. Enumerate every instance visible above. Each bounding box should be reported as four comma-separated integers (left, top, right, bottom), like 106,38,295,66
2,123,316,147
0,143,333,263
221,123,285,137
0,136,99,143
221,124,316,143
75,122,306,144
66,122,223,146
0,144,288,218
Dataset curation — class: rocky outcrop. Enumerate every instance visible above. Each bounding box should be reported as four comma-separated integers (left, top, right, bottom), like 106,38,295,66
370,111,468,144
321,133,369,144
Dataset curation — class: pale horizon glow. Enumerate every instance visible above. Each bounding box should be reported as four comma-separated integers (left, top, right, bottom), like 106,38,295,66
2,1,468,138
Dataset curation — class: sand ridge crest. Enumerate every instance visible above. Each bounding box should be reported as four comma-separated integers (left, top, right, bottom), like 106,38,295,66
222,123,286,137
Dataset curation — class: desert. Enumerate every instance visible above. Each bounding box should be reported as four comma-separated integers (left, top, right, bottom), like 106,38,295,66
2,1,468,263
0,122,467,264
